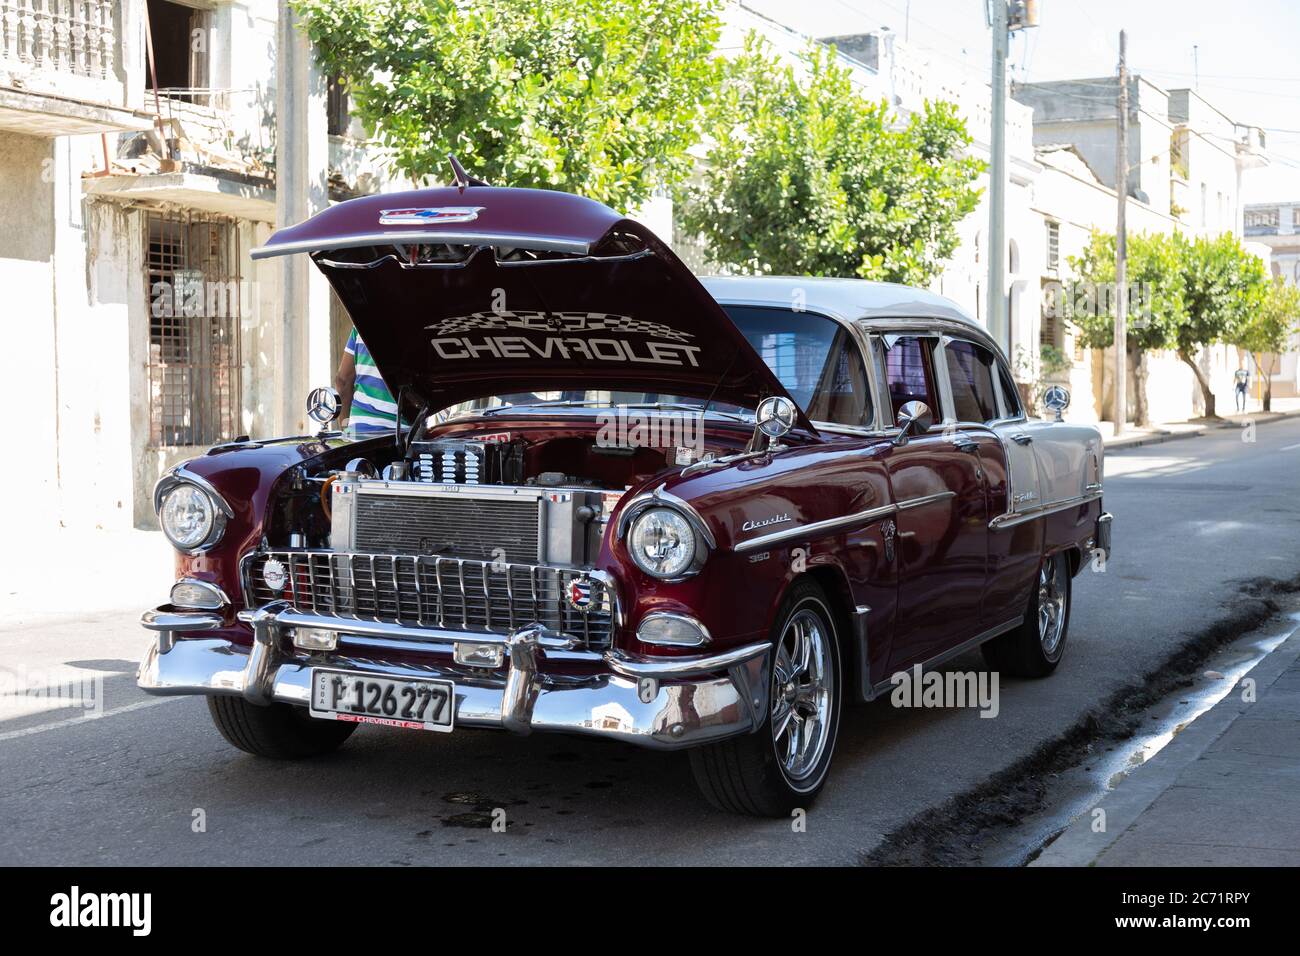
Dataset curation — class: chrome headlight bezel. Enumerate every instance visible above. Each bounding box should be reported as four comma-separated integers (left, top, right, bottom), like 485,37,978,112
615,484,715,582
154,468,233,555
624,505,711,581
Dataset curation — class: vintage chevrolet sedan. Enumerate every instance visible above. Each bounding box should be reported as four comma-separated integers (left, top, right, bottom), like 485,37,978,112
138,180,1112,815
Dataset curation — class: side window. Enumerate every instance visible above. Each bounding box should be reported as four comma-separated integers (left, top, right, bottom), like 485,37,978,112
944,340,999,423
883,335,939,421
803,333,873,427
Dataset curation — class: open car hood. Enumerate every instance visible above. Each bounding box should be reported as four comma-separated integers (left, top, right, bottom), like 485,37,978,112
252,186,812,429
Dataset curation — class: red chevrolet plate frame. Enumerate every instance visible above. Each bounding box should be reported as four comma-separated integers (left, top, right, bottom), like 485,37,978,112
309,668,455,733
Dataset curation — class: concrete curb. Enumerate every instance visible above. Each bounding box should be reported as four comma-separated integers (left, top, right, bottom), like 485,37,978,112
1031,624,1300,867
1103,406,1300,452
1104,426,1205,451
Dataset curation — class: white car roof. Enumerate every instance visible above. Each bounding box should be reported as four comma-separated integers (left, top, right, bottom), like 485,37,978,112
698,275,981,329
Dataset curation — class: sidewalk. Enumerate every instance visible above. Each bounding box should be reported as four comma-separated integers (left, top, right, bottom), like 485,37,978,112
1,527,173,629
1033,624,1300,866
1102,395,1300,450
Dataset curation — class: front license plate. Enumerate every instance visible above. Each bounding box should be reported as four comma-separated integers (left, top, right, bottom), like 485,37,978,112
309,669,455,733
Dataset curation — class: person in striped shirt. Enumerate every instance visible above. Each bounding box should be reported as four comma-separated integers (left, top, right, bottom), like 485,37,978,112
333,328,399,436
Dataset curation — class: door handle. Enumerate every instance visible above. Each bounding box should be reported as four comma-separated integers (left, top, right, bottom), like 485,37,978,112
1010,433,1033,445
954,439,979,453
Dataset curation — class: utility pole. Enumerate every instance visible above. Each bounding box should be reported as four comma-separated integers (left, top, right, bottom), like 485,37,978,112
987,2,1038,358
987,1,1009,354
1114,30,1128,436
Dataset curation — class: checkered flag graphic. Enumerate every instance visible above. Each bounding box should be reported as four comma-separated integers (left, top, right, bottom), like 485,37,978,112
427,311,694,342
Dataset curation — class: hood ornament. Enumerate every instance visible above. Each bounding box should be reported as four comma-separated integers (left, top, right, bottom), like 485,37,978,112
378,206,485,226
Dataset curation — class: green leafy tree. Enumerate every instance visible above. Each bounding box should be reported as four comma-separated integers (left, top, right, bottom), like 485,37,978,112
1068,231,1269,422
676,34,984,284
1233,277,1300,411
1176,234,1268,418
290,0,723,211
1066,230,1184,427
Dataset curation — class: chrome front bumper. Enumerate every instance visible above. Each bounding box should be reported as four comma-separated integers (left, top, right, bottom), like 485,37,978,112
137,602,771,751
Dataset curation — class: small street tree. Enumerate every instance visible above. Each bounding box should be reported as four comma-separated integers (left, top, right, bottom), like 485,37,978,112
676,34,984,284
1233,277,1300,412
1175,233,1269,418
290,0,723,212
1066,230,1184,427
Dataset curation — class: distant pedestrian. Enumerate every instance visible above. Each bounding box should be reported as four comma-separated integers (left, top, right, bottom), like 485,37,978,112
1234,365,1250,413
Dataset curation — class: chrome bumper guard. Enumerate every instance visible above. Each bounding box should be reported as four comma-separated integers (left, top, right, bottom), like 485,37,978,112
138,602,771,751
1096,511,1113,560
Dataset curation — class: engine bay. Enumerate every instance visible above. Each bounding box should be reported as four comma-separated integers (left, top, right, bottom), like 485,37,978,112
265,416,756,562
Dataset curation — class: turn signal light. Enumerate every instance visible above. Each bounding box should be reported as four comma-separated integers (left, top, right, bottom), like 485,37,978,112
292,628,338,651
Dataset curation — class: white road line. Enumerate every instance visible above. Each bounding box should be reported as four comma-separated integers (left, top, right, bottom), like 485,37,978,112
0,697,182,743
1280,442,1300,451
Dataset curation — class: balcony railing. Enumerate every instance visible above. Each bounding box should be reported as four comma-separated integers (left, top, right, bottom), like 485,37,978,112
0,0,116,82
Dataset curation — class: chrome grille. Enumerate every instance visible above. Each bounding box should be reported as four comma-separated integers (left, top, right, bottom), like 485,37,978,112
353,492,540,563
244,550,614,649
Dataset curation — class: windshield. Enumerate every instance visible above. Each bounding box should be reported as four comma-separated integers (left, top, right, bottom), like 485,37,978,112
439,306,870,427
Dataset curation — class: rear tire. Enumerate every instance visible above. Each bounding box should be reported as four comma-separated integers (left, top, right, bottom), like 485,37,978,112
981,551,1072,678
207,696,356,759
689,579,842,816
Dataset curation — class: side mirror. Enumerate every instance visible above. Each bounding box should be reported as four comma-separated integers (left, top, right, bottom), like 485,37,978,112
306,386,341,432
754,395,797,448
1043,385,1071,422
893,400,933,446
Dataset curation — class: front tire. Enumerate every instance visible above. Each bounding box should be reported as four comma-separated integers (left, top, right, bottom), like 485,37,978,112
207,696,357,758
689,580,842,816
981,551,1072,678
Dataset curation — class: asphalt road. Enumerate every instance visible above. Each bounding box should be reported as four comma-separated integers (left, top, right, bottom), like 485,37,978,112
3,417,1299,866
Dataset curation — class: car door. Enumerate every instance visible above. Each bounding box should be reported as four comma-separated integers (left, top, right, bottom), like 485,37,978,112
983,353,1047,625
876,333,990,672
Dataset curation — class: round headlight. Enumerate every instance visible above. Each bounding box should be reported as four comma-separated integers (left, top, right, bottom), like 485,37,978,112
628,507,698,579
160,484,218,551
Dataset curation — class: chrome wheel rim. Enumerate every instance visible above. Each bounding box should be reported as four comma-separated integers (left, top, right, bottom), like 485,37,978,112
771,606,833,783
1038,557,1067,657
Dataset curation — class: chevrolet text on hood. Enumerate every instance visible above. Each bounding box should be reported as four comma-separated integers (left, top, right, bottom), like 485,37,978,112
251,170,811,428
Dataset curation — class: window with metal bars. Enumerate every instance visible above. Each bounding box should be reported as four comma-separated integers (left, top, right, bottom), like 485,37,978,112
146,211,242,447
1045,220,1060,271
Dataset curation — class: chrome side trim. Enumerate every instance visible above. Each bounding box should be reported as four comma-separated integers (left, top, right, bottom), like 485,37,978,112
865,615,1024,700
988,490,1104,530
895,490,957,511
733,502,898,553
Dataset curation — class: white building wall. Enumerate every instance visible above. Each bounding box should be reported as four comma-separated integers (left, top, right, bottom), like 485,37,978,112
0,130,59,535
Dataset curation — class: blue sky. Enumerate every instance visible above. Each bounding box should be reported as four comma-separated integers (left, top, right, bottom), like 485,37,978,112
743,0,1300,201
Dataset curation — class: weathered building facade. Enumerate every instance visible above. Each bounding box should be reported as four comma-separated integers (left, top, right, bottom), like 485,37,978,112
2,0,407,534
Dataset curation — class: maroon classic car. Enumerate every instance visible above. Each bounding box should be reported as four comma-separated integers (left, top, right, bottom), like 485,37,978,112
139,180,1111,816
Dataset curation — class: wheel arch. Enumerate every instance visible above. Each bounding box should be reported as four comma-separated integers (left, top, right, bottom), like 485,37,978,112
791,562,862,701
